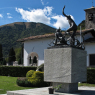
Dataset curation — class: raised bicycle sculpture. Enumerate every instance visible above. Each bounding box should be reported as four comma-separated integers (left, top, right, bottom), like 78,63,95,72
50,6,85,50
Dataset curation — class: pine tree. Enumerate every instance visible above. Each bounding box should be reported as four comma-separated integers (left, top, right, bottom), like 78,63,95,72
0,44,3,62
2,58,6,65
8,47,16,63
18,45,23,65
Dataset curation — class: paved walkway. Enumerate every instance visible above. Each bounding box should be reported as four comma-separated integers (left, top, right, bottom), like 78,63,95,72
4,86,95,95
1,86,95,95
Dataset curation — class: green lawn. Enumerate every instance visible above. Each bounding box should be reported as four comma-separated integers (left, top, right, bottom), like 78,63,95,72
78,83,95,87
0,76,35,94
0,76,95,94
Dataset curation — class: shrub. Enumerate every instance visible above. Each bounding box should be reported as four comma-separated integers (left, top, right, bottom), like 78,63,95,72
36,63,44,71
28,71,49,87
28,71,43,87
26,70,35,77
16,77,33,87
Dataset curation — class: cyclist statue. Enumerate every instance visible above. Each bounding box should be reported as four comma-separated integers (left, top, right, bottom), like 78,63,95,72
54,6,77,46
54,27,67,45
53,6,84,50
62,5,77,41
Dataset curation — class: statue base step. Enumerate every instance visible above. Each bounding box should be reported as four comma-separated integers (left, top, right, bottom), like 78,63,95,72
53,82,78,93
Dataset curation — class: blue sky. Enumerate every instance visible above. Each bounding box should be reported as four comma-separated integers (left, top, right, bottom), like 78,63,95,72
0,0,94,30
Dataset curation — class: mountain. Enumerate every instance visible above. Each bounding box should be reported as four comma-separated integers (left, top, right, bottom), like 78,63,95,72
77,20,85,30
0,22,56,57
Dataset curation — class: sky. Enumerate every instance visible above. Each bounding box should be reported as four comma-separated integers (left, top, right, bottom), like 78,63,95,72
0,0,94,30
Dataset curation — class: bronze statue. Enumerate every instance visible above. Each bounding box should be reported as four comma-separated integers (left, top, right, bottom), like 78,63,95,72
54,27,67,45
62,5,77,40
51,6,85,50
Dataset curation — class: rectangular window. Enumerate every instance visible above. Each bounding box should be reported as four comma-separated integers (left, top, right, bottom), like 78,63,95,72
89,54,95,66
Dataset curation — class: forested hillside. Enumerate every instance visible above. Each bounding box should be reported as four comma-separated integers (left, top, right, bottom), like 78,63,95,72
0,22,56,56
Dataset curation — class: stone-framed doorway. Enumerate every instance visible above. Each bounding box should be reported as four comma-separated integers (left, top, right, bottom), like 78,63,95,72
27,52,38,66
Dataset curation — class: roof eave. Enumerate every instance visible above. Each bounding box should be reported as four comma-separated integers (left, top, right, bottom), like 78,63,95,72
17,28,95,42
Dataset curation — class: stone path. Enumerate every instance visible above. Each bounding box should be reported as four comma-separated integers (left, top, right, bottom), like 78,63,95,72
1,86,95,95
5,86,95,95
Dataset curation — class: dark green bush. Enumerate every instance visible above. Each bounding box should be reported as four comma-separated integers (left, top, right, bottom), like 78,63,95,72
87,68,95,84
26,70,35,77
16,77,33,87
0,66,37,77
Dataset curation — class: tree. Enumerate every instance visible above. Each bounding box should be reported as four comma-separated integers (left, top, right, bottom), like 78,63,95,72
18,57,23,65
77,20,85,30
0,44,3,62
18,45,23,65
15,47,22,61
8,47,16,63
2,58,6,65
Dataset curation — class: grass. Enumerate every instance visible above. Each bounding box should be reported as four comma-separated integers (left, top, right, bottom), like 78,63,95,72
0,76,35,94
78,83,95,87
1,76,95,94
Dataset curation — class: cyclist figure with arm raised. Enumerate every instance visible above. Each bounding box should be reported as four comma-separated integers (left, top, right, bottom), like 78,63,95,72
62,5,77,41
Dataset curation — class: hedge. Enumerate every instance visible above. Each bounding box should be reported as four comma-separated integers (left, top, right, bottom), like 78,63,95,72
0,66,37,77
87,68,95,84
1,66,95,84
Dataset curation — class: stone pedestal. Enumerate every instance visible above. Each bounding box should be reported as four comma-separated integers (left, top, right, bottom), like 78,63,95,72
53,82,78,93
44,47,87,93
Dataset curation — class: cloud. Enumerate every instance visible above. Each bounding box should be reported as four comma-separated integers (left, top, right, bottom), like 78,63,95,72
7,13,10,15
41,0,44,5
7,13,13,18
15,7,74,30
15,6,53,25
8,16,12,18
41,0,49,5
51,15,69,29
0,14,3,18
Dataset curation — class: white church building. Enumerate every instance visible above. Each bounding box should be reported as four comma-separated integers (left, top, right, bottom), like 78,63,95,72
18,6,95,67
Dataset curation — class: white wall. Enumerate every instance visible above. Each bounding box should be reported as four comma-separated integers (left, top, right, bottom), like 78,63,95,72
84,43,95,67
24,34,92,67
24,37,54,66
77,35,95,67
